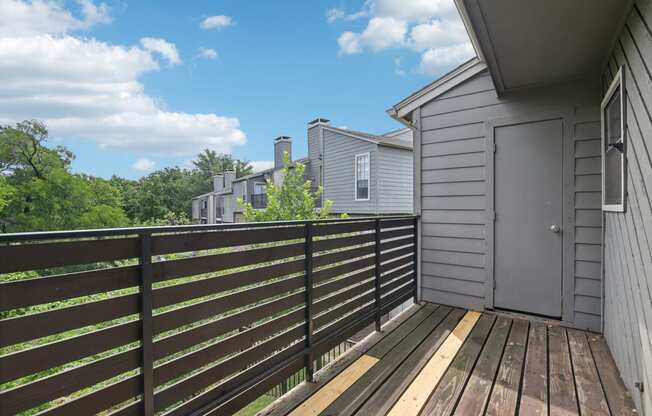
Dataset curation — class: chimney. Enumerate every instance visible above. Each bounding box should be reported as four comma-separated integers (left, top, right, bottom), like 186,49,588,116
223,170,236,190
308,118,330,127
274,136,292,169
213,174,224,192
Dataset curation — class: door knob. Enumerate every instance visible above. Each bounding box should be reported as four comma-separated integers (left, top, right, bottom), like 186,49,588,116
550,224,561,233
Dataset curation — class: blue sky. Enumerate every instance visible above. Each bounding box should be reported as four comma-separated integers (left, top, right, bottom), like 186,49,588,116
0,0,473,179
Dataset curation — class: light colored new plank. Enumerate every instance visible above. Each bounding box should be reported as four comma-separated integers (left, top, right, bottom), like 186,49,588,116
286,354,379,416
386,310,481,416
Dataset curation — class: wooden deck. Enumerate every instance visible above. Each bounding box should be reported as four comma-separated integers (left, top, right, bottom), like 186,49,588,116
260,303,638,416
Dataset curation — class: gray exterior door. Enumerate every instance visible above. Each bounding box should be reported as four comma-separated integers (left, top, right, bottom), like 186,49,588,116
494,119,563,317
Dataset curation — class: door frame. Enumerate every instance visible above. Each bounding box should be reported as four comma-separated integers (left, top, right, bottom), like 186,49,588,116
485,111,575,324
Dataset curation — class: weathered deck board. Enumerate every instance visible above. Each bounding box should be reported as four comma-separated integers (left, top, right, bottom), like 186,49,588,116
452,317,512,416
261,304,637,416
319,306,454,415
519,322,548,416
588,334,638,416
385,311,481,416
484,319,529,416
568,329,611,416
420,313,496,415
548,325,579,416
355,309,466,416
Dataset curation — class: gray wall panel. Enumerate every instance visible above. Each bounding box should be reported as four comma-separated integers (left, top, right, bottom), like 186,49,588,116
378,145,413,213
602,1,652,411
415,68,604,331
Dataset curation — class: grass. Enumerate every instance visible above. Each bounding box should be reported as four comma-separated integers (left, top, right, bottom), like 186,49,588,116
234,394,276,416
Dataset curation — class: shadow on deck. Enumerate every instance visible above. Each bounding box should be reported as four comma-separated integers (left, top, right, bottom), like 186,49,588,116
260,302,637,416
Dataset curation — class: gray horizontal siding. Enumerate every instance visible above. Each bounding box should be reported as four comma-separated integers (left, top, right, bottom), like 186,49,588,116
602,1,652,412
322,129,377,214
417,68,603,331
377,145,413,213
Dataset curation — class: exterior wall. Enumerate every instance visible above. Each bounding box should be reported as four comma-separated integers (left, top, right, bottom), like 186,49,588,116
602,1,652,412
377,145,413,214
307,125,322,187
322,129,378,214
415,70,603,330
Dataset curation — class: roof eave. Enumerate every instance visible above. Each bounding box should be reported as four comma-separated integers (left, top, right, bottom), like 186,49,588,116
387,58,487,124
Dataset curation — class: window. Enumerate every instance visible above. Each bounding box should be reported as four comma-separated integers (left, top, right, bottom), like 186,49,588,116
355,153,370,201
253,182,266,195
601,66,626,212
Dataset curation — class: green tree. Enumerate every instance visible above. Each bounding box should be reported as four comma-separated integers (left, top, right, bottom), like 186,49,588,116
0,121,129,232
239,153,332,221
192,149,253,192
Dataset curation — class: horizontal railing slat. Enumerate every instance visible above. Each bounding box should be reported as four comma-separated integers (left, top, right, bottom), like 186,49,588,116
1,348,139,415
313,244,375,269
381,261,414,283
380,238,414,252
313,267,375,300
151,226,305,255
381,273,414,296
379,228,415,241
312,233,375,253
312,221,375,237
313,256,375,284
380,246,414,264
0,265,140,311
152,242,304,282
0,237,140,274
313,279,375,315
314,292,376,331
380,218,414,229
0,293,139,347
154,327,305,411
152,259,304,308
153,309,305,387
153,276,304,335
1,320,140,384
153,292,305,360
38,374,141,416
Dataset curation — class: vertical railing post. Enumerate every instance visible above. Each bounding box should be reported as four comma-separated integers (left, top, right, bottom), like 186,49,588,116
304,222,315,382
139,233,154,416
413,216,419,304
374,218,382,332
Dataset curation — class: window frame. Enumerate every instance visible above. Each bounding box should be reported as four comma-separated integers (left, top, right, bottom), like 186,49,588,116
354,152,370,201
253,181,266,195
601,66,627,212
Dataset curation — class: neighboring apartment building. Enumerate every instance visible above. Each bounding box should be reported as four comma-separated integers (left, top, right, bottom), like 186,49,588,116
191,118,413,223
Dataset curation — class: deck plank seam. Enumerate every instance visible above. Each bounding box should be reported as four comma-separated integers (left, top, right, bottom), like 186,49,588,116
447,313,499,416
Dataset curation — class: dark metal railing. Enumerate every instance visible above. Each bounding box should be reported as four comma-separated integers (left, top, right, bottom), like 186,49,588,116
0,216,418,416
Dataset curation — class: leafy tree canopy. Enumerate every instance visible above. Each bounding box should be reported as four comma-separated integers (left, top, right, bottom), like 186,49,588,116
238,153,334,221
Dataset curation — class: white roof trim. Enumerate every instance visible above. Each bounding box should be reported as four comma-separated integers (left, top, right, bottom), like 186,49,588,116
322,125,413,150
387,58,487,121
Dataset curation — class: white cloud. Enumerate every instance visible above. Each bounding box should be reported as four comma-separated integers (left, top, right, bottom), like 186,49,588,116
0,1,247,157
197,47,217,60
0,0,111,36
133,158,155,172
200,15,233,30
338,17,407,55
326,7,369,23
140,37,181,65
331,0,474,75
250,160,274,172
